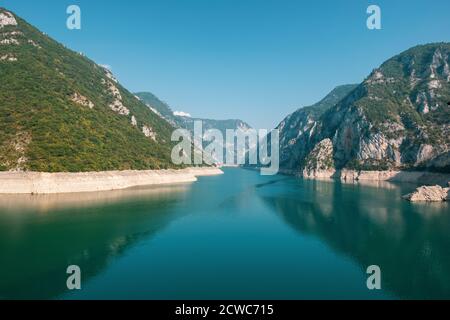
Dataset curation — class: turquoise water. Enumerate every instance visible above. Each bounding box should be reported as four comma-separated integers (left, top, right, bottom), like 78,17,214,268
0,168,449,300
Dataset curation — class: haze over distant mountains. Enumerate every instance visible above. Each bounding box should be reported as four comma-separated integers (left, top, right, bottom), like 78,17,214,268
135,92,252,135
135,91,253,163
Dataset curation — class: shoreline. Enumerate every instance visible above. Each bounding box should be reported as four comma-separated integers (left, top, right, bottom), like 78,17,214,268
0,167,223,195
301,169,450,187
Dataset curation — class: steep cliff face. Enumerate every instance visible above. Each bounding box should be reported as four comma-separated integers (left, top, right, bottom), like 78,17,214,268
277,84,358,171
302,139,336,179
278,43,450,174
135,92,252,135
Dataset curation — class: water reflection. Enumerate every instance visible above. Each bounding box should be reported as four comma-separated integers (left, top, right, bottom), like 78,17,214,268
258,179,450,299
0,184,191,299
0,183,192,213
1,170,449,300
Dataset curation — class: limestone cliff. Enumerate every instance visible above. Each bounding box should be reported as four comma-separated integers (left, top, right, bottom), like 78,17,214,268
277,43,450,176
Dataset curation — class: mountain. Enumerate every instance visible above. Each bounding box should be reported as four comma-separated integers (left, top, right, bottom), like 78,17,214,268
277,84,358,171
0,8,178,172
277,43,450,175
135,91,252,133
133,92,175,125
135,92,252,163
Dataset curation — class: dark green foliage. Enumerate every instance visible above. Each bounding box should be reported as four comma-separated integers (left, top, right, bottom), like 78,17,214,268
346,159,391,171
302,84,359,118
0,9,178,172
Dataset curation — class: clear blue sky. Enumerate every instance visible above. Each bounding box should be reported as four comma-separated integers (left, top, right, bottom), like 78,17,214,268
3,0,450,128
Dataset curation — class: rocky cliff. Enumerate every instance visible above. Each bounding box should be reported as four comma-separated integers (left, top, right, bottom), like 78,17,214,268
277,43,450,176
277,84,358,171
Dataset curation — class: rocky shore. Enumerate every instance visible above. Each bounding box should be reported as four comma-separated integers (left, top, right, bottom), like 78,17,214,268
302,169,450,187
403,185,449,202
0,167,223,194
301,168,450,202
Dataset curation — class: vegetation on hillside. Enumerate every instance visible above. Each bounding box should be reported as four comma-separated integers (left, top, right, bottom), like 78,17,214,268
0,9,178,172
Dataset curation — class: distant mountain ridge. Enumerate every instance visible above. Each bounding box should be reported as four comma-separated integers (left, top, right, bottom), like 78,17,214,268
135,91,252,132
134,92,175,125
277,43,450,175
0,8,179,172
135,92,252,163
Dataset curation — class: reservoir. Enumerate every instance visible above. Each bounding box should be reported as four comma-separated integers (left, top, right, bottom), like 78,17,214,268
0,168,449,299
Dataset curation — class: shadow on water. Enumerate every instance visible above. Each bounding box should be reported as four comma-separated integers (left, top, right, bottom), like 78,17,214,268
216,177,290,210
254,178,290,189
257,178,450,299
0,184,192,300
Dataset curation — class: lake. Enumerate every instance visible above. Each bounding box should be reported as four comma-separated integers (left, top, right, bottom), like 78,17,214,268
0,168,449,300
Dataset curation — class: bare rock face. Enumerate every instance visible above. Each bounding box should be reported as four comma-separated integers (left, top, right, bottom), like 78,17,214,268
102,79,130,116
303,139,335,178
277,44,450,175
131,116,137,127
0,38,19,45
142,125,157,141
447,182,450,201
0,11,18,28
403,185,449,202
275,84,359,171
0,53,17,61
70,92,94,109
416,144,435,165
